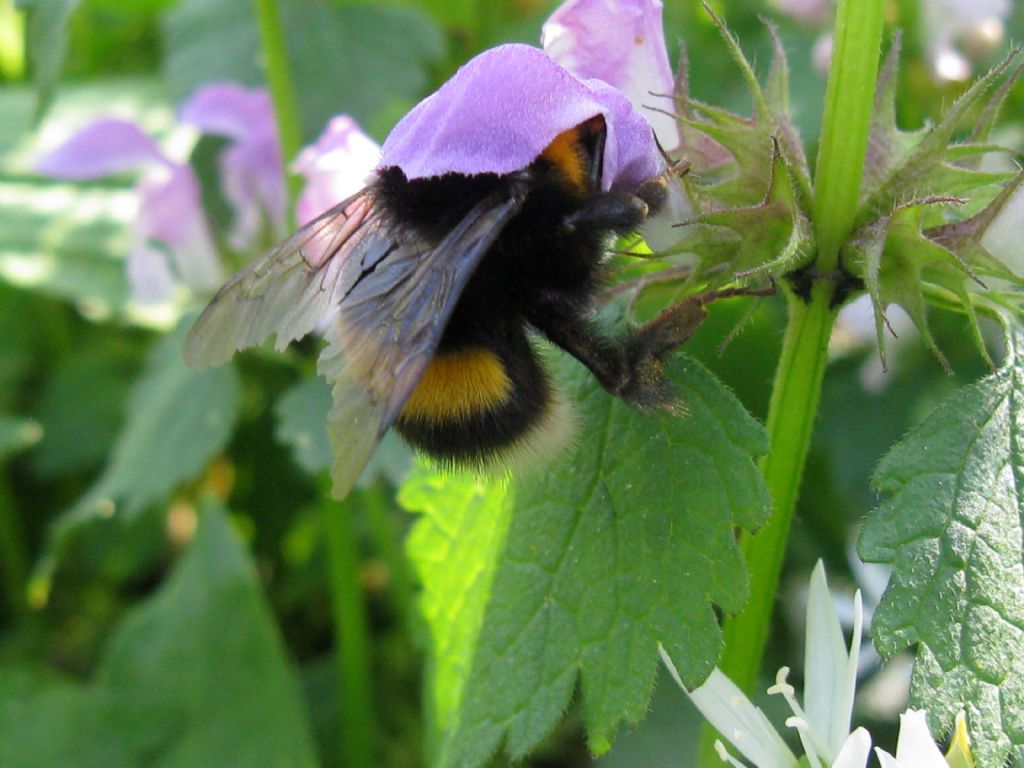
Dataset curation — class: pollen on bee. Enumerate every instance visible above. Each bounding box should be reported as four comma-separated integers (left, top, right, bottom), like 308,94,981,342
540,128,589,195
400,347,513,422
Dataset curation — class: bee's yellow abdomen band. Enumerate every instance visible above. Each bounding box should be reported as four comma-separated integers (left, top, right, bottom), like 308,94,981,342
401,347,512,423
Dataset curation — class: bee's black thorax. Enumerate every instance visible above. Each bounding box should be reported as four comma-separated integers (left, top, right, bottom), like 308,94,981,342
373,166,505,239
373,156,626,347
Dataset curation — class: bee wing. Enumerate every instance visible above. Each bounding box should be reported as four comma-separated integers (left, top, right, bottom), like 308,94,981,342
318,186,528,497
184,179,529,499
184,191,380,368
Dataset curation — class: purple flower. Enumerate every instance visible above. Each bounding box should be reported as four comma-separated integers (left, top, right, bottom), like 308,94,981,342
179,83,285,248
381,43,664,193
36,118,222,303
541,0,680,152
538,4,690,250
292,116,381,225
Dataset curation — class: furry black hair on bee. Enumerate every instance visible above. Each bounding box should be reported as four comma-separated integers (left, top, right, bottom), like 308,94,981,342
185,44,709,500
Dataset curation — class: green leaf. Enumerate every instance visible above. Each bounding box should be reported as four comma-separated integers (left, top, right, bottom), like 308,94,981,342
401,467,512,763
0,284,40,403
400,0,477,32
403,353,769,766
848,198,976,370
664,13,813,287
932,171,1024,285
0,176,133,309
30,345,135,478
159,0,261,97
0,668,168,768
858,46,1022,228
859,322,1024,766
846,41,1021,362
0,501,319,767
283,2,444,141
275,376,334,475
61,319,239,530
862,37,926,197
672,141,813,282
677,11,811,212
18,0,82,121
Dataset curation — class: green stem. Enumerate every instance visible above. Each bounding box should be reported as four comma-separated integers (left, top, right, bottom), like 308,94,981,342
811,0,887,270
362,482,418,639
323,498,375,768
696,0,884,761
730,286,837,685
695,288,836,765
251,0,303,228
0,470,28,616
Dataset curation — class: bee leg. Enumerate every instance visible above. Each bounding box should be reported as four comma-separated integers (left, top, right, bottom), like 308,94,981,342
619,286,778,404
561,192,649,234
529,291,704,410
618,298,709,409
535,316,629,394
632,175,670,214
535,287,774,409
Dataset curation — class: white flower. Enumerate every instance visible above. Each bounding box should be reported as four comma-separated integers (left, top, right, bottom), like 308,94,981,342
660,660,799,768
661,561,974,767
874,710,949,768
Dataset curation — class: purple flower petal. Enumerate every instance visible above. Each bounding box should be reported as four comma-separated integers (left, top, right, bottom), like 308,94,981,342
127,241,177,305
135,163,222,298
542,0,680,151
179,82,275,142
380,43,663,192
35,114,222,304
218,138,285,249
293,115,381,225
180,83,285,248
36,118,166,180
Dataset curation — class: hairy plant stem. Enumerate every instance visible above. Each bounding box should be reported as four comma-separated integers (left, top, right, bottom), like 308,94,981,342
251,0,303,228
696,0,884,761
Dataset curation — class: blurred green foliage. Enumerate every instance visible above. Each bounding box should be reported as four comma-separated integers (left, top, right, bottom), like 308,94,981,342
0,0,1021,766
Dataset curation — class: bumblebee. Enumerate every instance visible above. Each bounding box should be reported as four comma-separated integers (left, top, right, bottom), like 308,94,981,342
185,44,706,500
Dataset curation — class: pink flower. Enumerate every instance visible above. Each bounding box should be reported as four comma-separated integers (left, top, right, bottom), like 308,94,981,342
36,118,222,303
541,0,680,152
540,1,690,250
292,116,380,225
179,83,286,248
381,44,663,192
